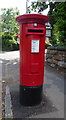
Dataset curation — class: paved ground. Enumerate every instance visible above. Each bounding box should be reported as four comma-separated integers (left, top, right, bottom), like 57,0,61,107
0,82,2,119
0,50,65,119
0,52,2,119
0,51,19,119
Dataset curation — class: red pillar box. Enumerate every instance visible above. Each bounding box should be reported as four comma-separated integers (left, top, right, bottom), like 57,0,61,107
16,14,49,106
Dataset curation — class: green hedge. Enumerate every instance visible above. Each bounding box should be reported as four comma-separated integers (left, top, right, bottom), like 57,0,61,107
2,32,19,51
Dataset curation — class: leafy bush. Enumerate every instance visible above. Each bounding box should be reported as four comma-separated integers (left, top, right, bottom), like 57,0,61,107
2,32,19,51
53,43,66,47
45,40,52,49
51,2,66,47
52,20,66,47
0,8,20,51
0,36,2,50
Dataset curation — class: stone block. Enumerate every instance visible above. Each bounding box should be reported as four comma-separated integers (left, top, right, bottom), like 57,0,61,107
46,48,66,70
47,50,57,55
50,63,56,67
53,59,58,64
55,55,64,61
47,58,52,63
58,61,66,68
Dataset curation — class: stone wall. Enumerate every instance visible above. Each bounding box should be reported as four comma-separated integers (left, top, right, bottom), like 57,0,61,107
46,47,66,70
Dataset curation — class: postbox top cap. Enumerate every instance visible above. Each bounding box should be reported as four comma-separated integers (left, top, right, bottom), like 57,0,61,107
16,14,49,24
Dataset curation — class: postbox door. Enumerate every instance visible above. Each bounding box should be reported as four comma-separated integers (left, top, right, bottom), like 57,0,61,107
20,24,46,87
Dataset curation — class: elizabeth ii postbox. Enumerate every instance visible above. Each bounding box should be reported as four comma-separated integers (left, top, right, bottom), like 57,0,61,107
16,14,49,106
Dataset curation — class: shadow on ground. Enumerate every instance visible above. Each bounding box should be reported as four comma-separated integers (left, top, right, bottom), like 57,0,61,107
45,63,64,94
9,84,57,118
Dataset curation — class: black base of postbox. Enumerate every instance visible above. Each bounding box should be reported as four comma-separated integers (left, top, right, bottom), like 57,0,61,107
20,85,43,106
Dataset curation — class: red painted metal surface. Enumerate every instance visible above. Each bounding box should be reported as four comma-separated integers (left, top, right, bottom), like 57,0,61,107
16,14,49,24
16,14,49,87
